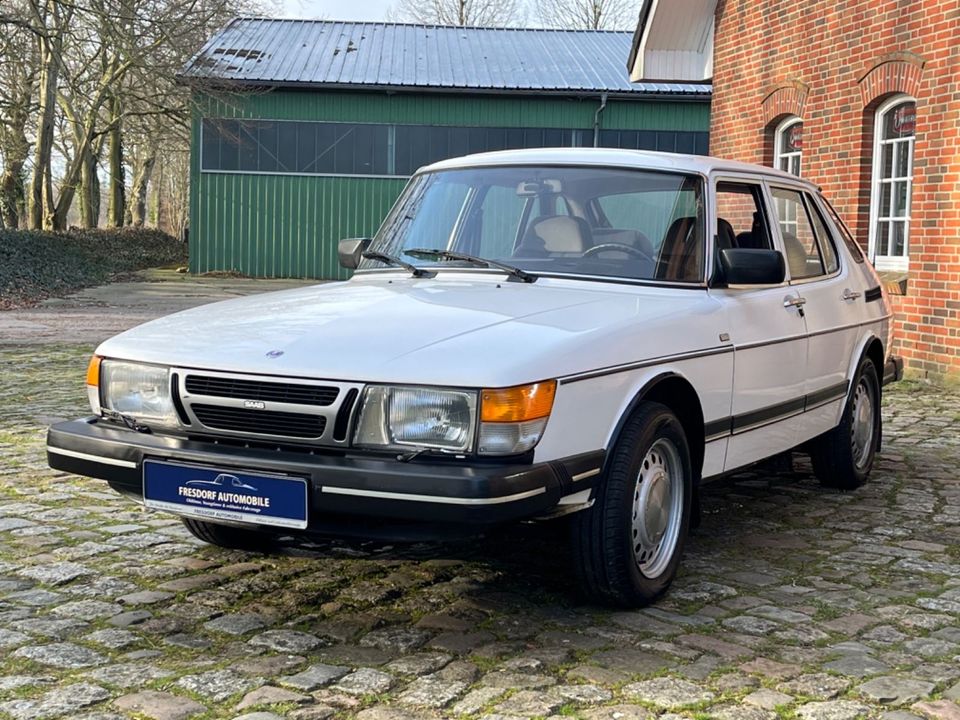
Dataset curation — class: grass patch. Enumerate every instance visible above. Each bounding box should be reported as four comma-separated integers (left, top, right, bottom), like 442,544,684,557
0,227,186,309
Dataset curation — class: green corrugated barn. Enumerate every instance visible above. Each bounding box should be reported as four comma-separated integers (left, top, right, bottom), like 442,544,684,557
181,19,712,279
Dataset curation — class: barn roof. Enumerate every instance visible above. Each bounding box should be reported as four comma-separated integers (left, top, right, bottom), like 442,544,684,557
180,18,711,97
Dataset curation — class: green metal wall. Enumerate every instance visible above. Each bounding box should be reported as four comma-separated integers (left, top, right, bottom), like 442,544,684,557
190,90,710,279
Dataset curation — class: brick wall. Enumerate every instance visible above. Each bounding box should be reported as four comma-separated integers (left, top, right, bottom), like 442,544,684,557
710,0,960,380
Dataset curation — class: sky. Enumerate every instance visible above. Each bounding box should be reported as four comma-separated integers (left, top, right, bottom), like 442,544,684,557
276,0,394,20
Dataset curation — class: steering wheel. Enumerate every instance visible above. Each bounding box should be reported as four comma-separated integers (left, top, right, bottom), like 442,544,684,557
582,242,654,263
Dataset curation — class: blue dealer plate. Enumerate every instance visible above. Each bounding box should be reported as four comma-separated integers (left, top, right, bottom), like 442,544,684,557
143,460,308,530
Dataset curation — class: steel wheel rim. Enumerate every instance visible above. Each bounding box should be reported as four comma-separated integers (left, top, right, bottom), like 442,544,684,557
850,378,875,470
631,437,684,578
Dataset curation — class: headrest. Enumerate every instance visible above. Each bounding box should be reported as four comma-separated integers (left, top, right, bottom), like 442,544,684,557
528,216,591,253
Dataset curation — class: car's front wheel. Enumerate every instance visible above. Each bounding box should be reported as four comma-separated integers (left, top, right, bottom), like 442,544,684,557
571,402,692,607
810,356,881,490
181,517,278,552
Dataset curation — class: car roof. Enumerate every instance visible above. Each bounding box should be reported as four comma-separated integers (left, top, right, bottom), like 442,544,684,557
421,147,818,189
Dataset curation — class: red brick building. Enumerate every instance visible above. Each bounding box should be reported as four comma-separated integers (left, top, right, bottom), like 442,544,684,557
630,0,960,380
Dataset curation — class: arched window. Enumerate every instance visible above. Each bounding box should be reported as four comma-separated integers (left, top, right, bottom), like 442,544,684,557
774,116,803,176
869,95,916,271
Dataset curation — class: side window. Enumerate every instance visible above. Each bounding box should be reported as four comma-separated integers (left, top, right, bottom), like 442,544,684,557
715,182,773,250
805,195,840,274
770,187,825,279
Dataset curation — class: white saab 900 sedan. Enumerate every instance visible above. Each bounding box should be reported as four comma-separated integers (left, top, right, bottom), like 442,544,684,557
48,149,902,606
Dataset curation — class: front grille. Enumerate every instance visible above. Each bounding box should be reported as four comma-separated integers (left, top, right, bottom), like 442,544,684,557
185,375,339,406
191,404,327,439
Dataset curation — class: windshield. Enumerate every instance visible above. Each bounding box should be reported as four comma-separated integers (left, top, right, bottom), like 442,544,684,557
361,165,706,283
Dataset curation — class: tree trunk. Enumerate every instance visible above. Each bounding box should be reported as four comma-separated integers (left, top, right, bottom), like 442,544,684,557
29,29,59,230
129,152,156,227
106,96,125,228
77,146,100,228
0,161,26,229
152,157,164,231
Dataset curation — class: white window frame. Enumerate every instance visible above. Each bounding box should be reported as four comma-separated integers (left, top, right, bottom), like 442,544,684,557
868,94,915,272
773,116,803,177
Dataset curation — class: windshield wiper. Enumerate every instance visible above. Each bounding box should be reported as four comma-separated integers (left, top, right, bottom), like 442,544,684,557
361,250,433,278
405,248,537,283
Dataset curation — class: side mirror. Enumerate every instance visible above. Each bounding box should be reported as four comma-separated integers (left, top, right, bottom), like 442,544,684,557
338,238,371,270
718,248,785,285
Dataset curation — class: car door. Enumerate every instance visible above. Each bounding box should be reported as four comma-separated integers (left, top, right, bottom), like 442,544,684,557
767,184,861,445
709,176,809,472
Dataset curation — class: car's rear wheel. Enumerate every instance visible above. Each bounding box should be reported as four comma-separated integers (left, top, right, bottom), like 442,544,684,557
181,517,278,552
811,356,881,490
571,402,692,607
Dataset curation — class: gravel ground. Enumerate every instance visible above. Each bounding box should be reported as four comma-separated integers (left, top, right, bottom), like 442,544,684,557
0,274,958,720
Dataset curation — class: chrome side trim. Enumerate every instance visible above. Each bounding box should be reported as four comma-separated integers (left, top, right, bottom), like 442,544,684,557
559,346,732,384
320,485,546,505
571,468,600,482
46,446,137,469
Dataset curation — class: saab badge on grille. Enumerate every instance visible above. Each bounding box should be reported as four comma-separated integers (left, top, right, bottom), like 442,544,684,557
243,400,266,410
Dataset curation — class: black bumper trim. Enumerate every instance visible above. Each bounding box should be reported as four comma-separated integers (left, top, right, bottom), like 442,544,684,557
47,418,604,526
883,355,904,386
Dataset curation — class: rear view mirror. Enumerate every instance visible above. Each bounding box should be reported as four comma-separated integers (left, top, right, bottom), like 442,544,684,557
338,238,371,270
718,248,785,285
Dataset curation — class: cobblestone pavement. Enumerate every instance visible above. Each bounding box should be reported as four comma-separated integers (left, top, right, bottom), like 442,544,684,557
1,288,959,720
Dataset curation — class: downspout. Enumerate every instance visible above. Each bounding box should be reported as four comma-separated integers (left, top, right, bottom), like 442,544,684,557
593,92,608,147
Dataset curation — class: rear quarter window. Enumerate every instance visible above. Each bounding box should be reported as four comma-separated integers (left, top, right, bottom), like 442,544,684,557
820,195,865,263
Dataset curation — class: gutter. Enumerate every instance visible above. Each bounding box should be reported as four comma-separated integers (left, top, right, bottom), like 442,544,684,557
593,92,608,147
173,76,711,102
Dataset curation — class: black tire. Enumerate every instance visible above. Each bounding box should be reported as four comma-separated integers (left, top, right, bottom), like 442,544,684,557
181,517,278,552
810,357,881,490
571,402,693,607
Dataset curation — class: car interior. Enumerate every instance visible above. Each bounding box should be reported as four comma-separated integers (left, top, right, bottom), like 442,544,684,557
455,172,707,283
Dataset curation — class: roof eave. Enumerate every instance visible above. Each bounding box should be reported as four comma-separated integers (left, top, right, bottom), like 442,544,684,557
175,76,711,101
627,0,654,76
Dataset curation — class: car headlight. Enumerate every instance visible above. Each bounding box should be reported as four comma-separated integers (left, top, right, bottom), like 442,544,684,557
98,359,178,427
354,386,477,453
352,381,556,456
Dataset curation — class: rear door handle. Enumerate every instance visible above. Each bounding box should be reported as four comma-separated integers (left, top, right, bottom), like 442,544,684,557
842,288,862,301
783,296,807,309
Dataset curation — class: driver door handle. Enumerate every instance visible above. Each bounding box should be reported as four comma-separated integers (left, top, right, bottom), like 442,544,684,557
842,288,862,301
783,296,807,309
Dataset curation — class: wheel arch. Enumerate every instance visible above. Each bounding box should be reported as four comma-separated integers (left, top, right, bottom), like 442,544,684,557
603,372,705,482
846,331,886,450
848,331,886,390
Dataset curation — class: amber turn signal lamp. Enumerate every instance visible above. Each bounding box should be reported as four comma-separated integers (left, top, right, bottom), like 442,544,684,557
86,355,102,387
480,380,557,423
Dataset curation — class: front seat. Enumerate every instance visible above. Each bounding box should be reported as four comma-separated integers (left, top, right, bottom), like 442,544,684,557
716,218,737,250
656,216,701,281
519,216,594,254
781,231,810,278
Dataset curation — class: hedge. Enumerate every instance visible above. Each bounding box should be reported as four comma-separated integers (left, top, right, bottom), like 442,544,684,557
0,227,187,309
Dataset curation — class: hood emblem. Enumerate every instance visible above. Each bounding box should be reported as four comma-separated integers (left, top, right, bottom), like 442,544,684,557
265,350,284,358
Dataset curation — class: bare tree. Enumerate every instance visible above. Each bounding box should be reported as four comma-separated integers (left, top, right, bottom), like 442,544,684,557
537,0,636,29
0,2,37,228
1,0,263,231
392,0,526,26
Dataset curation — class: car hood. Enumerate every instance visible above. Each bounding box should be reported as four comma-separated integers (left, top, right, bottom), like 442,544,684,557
97,273,724,387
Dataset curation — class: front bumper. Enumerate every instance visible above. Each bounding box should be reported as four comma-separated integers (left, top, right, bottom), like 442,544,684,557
883,355,904,386
47,418,603,530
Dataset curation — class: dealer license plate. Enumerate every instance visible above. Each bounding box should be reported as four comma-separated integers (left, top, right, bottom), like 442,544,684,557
143,460,308,529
